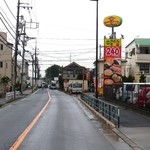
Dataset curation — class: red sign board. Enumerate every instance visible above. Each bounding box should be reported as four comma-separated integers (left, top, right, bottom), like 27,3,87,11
104,38,122,85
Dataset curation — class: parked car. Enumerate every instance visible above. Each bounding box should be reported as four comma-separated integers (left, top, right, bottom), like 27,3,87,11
136,87,150,108
145,91,150,109
49,84,57,90
116,85,138,103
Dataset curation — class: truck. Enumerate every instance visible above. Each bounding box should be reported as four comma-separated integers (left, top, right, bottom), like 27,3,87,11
37,80,43,88
68,82,82,94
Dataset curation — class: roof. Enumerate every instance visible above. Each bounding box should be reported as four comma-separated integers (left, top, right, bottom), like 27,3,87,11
135,38,150,46
126,38,150,48
63,62,84,69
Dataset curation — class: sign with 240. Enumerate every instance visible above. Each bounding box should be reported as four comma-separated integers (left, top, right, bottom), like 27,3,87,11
103,38,122,85
105,47,121,58
104,38,121,58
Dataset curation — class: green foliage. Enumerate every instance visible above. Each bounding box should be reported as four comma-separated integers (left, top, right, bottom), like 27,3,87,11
45,64,61,80
139,74,146,82
121,75,134,82
0,76,10,85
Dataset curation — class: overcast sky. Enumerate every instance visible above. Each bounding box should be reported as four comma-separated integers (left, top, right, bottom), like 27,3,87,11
1,0,150,77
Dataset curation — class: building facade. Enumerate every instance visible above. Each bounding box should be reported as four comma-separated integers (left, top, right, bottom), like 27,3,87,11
62,62,85,80
0,32,13,81
125,38,150,82
0,31,29,89
62,62,88,91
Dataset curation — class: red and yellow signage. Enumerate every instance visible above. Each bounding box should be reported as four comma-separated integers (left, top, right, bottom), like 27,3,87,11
103,15,122,27
104,38,122,85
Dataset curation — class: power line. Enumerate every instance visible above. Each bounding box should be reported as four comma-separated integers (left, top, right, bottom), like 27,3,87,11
0,12,16,35
0,6,16,29
3,0,16,20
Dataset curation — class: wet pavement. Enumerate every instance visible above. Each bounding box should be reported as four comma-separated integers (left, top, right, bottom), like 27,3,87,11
115,107,150,150
0,90,150,150
78,94,150,150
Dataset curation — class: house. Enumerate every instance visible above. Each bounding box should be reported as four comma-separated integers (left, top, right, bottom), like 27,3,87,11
18,59,29,89
62,62,88,92
0,31,30,91
62,62,85,80
125,38,150,82
0,32,13,81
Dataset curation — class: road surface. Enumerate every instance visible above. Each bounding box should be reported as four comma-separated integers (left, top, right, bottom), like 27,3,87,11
0,89,132,150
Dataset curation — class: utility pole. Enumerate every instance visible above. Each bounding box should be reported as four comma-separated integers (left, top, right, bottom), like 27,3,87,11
21,19,26,94
26,22,39,87
14,0,20,99
34,41,37,87
30,53,34,93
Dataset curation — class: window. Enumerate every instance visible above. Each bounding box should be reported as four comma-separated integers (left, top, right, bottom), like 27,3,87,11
139,64,150,73
129,48,135,56
0,61,3,68
0,44,3,50
140,47,150,54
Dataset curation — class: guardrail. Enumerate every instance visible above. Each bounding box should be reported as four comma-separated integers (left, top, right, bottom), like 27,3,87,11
80,93,120,127
6,91,20,101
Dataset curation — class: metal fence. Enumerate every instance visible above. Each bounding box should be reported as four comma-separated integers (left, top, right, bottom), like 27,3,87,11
80,93,120,127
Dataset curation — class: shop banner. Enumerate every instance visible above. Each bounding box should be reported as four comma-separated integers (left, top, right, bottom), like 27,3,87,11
104,38,122,85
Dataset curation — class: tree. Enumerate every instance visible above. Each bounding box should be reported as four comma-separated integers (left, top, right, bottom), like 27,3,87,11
139,74,146,82
0,76,11,93
121,75,134,82
0,76,10,85
45,64,61,80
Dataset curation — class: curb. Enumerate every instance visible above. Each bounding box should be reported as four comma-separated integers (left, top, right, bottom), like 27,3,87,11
79,98,116,129
79,98,143,150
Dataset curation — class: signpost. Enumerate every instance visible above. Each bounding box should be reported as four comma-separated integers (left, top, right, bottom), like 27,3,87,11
103,15,123,85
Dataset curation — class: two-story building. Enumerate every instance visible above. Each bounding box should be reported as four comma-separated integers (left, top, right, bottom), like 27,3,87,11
62,62,88,91
125,38,150,82
0,32,13,81
0,31,30,90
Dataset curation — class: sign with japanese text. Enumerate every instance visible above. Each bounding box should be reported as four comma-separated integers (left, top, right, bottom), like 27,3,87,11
104,38,122,85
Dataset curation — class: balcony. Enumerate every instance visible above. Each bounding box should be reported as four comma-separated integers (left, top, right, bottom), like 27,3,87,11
135,54,150,63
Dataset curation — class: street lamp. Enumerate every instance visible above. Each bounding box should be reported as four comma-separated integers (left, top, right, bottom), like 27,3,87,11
90,0,99,98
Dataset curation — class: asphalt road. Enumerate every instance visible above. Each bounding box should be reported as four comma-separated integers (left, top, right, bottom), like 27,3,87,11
0,89,132,150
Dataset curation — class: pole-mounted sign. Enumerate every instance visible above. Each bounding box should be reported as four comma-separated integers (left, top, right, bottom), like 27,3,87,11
103,15,122,85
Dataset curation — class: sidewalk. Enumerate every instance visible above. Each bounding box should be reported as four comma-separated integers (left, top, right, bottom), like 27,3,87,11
80,94,150,150
112,106,150,150
0,89,33,106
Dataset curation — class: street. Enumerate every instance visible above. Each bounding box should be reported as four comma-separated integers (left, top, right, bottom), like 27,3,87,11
0,89,132,150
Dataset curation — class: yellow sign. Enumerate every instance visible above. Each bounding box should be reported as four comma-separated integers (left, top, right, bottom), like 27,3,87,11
103,15,122,27
98,87,103,95
104,38,121,47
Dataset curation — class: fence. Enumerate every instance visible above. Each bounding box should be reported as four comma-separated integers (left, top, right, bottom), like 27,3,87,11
80,93,120,127
6,91,20,101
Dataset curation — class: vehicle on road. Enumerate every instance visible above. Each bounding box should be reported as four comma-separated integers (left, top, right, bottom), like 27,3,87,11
49,84,57,90
68,82,82,94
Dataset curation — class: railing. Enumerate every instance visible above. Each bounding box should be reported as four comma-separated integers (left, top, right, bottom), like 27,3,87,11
6,91,20,101
80,93,120,127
